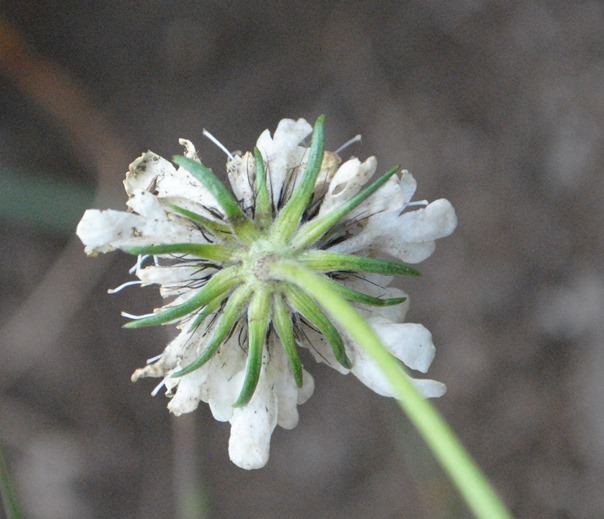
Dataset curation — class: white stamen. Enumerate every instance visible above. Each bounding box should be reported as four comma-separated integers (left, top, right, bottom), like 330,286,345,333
335,134,362,155
146,354,163,364
407,199,429,207
121,311,157,320
129,254,150,275
203,128,234,160
151,379,166,397
107,280,143,294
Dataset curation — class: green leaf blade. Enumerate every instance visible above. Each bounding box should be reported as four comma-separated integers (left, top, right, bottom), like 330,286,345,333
0,442,22,519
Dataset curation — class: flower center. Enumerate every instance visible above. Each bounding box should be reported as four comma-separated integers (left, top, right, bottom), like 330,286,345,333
238,235,294,283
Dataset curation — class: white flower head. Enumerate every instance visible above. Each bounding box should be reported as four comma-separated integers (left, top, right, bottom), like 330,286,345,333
77,116,456,470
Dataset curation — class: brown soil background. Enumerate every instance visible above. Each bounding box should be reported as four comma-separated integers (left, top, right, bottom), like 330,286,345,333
1,2,602,518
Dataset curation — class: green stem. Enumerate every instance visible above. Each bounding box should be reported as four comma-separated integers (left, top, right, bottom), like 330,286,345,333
271,261,512,519
0,443,22,519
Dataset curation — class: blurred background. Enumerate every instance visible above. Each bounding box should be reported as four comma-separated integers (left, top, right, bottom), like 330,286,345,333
0,1,602,518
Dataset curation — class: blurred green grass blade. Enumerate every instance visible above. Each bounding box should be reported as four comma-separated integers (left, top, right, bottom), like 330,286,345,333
0,443,22,519
0,169,94,235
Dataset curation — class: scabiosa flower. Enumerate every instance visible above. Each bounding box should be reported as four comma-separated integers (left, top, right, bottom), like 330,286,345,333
76,116,457,469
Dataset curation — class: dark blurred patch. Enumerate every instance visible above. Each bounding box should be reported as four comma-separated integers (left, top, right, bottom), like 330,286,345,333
1,1,603,518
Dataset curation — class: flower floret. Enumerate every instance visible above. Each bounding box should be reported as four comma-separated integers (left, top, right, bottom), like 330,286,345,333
76,116,456,469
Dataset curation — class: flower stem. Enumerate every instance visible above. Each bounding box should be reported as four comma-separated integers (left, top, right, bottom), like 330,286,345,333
271,261,512,519
0,443,22,519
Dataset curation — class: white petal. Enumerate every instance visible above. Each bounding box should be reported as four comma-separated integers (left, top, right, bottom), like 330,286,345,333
266,344,315,430
371,322,436,373
165,329,203,372
272,118,313,151
124,151,176,195
269,347,300,430
77,209,143,255
77,199,203,255
399,170,417,205
318,156,377,216
348,321,442,398
178,138,199,160
206,372,237,422
344,272,394,291
393,198,458,242
411,379,447,398
330,198,457,263
126,149,223,216
379,240,437,264
369,199,456,262
297,370,315,405
347,174,405,221
167,369,207,416
349,345,395,397
126,189,169,218
313,151,342,194
124,191,207,245
131,361,165,382
350,344,444,399
301,325,350,375
206,338,248,421
137,265,214,297
256,118,312,207
136,329,212,415
365,287,410,323
227,152,255,210
228,370,277,470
